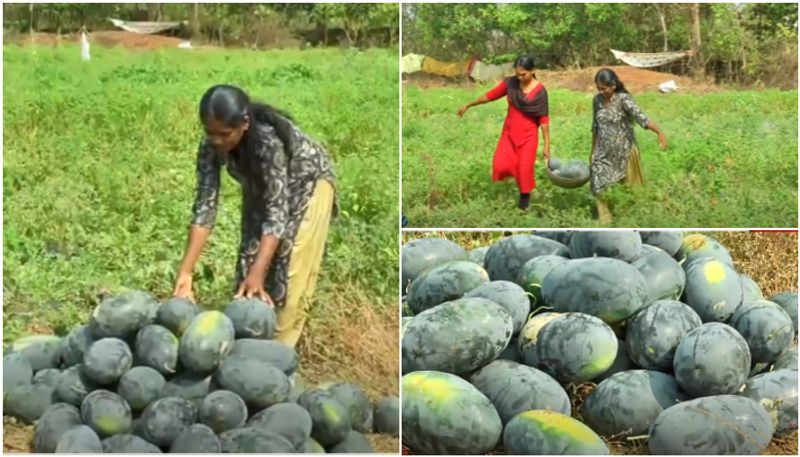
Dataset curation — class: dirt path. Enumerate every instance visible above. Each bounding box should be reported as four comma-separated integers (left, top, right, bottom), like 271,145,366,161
6,31,210,51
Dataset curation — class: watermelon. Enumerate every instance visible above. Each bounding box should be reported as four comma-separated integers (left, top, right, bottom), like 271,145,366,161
138,396,198,447
569,231,642,262
80,390,133,438
7,334,63,371
401,237,468,293
199,390,248,433
770,291,798,334
518,312,562,355
639,231,683,256
135,324,179,375
468,246,490,265
503,410,609,455
739,369,798,435
101,434,161,453
328,430,372,453
632,248,686,302
648,395,773,454
740,274,765,302
3,352,33,394
116,366,165,411
515,255,568,307
157,297,201,336
531,230,574,246
224,298,277,339
89,290,159,338
162,372,213,406
682,259,743,322
170,424,221,453
81,338,133,385
219,427,295,453
303,437,326,453
33,403,83,453
33,369,62,387
55,365,93,406
296,389,351,447
676,234,734,268
468,360,570,424
3,383,56,423
625,300,702,371
214,356,290,409
229,339,299,375
541,258,648,324
496,337,522,363
248,402,313,450
581,370,685,437
521,313,617,382
730,300,794,363
406,260,490,314
402,371,501,454
55,425,103,453
673,323,751,397
179,310,235,373
402,297,513,374
464,280,529,334
483,234,569,282
373,397,399,436
60,325,95,367
323,382,373,434
772,343,798,371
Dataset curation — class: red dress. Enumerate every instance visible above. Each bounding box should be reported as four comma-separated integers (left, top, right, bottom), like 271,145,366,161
485,80,549,194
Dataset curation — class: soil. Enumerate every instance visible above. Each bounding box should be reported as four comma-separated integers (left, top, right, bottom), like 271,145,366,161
404,65,721,94
7,31,206,51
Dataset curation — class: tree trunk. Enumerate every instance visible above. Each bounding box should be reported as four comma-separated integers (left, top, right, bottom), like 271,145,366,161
192,3,200,38
29,3,34,35
689,3,704,78
658,6,668,51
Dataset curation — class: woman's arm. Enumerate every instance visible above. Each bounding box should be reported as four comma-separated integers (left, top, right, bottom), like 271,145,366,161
540,119,550,161
174,142,221,300
622,95,667,150
645,120,668,150
458,80,507,117
457,94,490,117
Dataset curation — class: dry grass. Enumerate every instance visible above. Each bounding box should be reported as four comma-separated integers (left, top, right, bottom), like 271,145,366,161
401,230,798,455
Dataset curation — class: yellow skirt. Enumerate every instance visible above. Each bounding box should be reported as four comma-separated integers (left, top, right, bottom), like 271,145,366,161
623,144,644,187
275,179,335,348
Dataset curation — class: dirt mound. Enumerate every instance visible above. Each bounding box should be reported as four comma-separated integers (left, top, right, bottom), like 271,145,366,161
7,31,199,51
539,65,719,94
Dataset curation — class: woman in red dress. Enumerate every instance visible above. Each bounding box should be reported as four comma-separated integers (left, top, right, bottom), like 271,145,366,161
458,56,550,210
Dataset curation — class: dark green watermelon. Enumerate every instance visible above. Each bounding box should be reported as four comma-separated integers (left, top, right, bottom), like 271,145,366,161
248,402,313,450
214,356,290,409
373,397,399,436
7,335,62,371
407,260,490,314
770,291,798,334
483,234,569,282
632,248,686,302
179,311,235,373
137,396,198,447
730,300,794,363
739,368,797,435
219,427,296,453
296,389,351,447
60,325,95,367
101,434,161,453
135,324,179,375
503,410,609,455
468,246,490,265
676,234,734,269
402,297,513,374
224,298,277,339
323,382,373,434
80,390,133,438
4,383,56,423
89,290,160,339
199,390,248,434
3,352,33,394
327,430,372,453
156,297,201,336
673,323,751,397
625,300,702,370
639,231,683,256
55,425,103,453
402,237,468,293
170,423,221,453
682,259,743,323
116,366,165,411
81,338,133,385
228,339,298,375
55,365,94,406
464,280,529,334
515,255,568,308
33,403,83,453
569,231,642,262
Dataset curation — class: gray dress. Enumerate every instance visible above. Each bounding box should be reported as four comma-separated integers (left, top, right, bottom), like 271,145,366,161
591,92,650,195
190,120,336,306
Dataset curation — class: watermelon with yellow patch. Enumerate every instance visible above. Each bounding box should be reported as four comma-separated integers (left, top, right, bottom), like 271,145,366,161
179,311,235,373
402,371,502,455
80,390,133,438
502,410,609,455
521,313,617,383
296,388,351,447
676,234,734,269
682,259,743,323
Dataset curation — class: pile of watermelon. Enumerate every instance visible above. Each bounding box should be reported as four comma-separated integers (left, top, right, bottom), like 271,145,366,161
3,293,399,453
401,231,798,455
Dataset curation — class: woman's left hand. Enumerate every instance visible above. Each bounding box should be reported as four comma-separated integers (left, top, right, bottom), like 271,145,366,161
234,272,274,306
657,132,667,150
543,144,550,162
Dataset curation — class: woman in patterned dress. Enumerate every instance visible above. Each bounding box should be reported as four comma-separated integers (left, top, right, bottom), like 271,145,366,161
458,56,550,210
172,84,337,348
591,68,667,224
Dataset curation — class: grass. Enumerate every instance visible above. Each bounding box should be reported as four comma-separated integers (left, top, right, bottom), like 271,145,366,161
3,44,399,452
402,83,798,228
401,230,798,455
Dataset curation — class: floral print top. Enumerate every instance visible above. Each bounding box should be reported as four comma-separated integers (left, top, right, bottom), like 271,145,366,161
591,92,650,195
191,119,336,305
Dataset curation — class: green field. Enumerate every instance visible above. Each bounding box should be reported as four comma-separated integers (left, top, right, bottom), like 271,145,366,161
402,83,798,228
3,44,399,441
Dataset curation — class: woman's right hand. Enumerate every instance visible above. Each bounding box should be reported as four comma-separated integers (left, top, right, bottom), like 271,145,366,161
457,105,469,117
173,271,195,302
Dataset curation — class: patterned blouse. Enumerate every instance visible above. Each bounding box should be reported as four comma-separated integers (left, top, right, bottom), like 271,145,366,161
591,92,650,195
191,120,337,306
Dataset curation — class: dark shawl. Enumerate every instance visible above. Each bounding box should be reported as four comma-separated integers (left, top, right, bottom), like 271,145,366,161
505,76,549,119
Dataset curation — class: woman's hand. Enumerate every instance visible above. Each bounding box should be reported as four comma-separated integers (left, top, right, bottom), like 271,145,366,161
173,271,195,302
457,105,469,117
543,144,550,162
657,132,667,150
234,271,274,306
